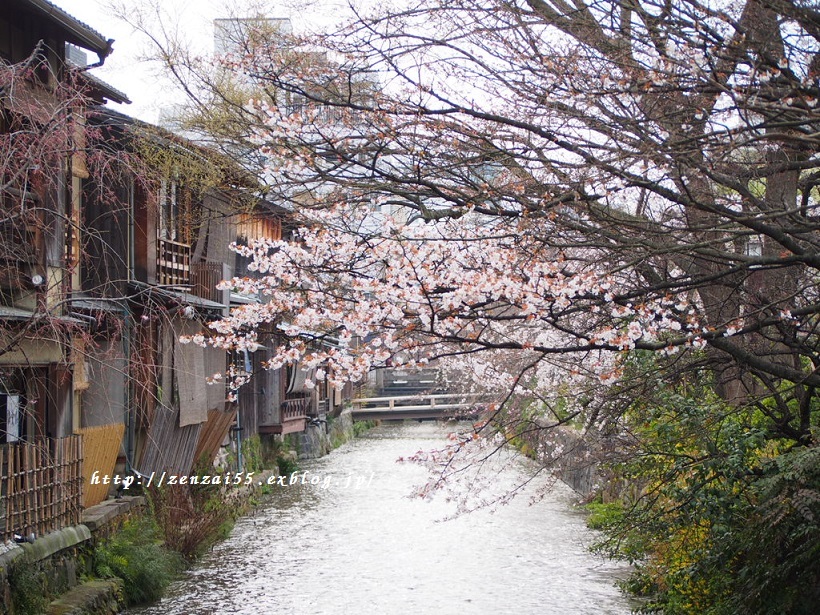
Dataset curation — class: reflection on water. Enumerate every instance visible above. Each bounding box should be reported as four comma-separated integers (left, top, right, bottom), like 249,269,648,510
130,422,632,615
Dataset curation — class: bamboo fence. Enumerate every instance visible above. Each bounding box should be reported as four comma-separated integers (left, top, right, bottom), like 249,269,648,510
0,435,83,543
77,423,125,508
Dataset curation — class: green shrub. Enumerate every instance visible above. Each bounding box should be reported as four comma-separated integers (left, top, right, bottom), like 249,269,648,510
352,419,376,437
584,500,624,530
94,516,183,606
241,435,264,473
8,563,47,615
276,454,299,476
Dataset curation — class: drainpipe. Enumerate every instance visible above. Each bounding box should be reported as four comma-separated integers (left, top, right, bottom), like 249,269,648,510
234,349,253,474
124,176,136,475
235,405,243,474
123,302,133,476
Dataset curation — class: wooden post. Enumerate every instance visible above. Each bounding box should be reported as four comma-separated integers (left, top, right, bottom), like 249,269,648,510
24,444,32,536
77,435,83,523
33,443,41,537
55,438,63,528
10,445,16,536
2,446,8,537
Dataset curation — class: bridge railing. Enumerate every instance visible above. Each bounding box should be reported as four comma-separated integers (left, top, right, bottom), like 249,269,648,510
350,393,485,417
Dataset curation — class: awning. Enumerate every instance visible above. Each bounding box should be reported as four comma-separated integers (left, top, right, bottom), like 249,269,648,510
169,290,226,312
128,281,226,313
0,305,84,325
70,294,126,313
230,291,260,306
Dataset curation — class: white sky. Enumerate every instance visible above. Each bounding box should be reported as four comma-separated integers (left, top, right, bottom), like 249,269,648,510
51,0,354,123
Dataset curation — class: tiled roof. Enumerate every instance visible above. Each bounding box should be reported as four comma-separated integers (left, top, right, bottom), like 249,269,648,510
74,66,131,104
17,0,113,59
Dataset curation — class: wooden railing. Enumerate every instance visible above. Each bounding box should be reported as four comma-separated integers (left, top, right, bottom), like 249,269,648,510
191,262,223,303
157,237,191,287
258,397,311,436
350,393,484,421
0,435,83,542
281,397,311,421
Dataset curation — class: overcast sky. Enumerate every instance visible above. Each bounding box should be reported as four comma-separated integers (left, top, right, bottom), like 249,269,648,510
51,0,351,123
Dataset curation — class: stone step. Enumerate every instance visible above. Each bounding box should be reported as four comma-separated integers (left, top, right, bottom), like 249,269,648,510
47,579,124,615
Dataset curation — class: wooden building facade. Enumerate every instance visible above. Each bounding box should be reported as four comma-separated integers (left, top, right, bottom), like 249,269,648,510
0,0,344,543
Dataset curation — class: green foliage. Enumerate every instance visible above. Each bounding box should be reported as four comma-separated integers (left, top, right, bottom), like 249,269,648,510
352,419,376,437
133,129,239,203
94,516,183,606
584,500,624,531
8,562,47,615
284,433,301,455
718,445,820,615
591,358,820,615
241,434,264,473
276,454,299,476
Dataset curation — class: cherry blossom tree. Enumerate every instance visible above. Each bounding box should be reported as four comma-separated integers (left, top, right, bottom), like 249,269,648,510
152,0,817,439
134,2,820,607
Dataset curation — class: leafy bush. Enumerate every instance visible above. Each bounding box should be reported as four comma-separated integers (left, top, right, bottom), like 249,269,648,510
352,419,376,437
592,370,820,614
8,563,47,615
241,434,264,473
276,454,299,476
716,445,820,615
94,516,183,606
584,500,624,531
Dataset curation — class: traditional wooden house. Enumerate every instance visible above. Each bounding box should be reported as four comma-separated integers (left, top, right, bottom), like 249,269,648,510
82,109,241,478
211,17,353,439
77,110,333,482
85,108,308,477
0,0,130,537
1,4,337,543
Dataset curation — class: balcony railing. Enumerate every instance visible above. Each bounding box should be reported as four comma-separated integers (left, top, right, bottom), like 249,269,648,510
282,397,311,421
190,262,223,303
157,237,191,287
259,396,310,436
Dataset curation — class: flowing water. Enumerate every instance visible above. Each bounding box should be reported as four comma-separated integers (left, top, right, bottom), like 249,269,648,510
131,422,633,614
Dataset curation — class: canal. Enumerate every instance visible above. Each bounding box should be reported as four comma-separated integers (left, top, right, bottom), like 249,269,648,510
132,422,633,614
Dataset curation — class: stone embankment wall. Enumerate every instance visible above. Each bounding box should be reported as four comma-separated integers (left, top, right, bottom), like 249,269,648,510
546,427,603,498
526,424,622,500
0,496,145,615
2,469,284,615
296,409,356,460
1,410,359,614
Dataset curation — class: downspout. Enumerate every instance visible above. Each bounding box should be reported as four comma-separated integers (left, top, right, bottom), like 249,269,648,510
235,349,253,474
124,175,135,475
235,403,243,474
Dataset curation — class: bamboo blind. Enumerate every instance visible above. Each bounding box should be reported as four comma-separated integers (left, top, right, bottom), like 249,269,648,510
0,436,83,542
140,406,202,475
77,423,125,507
193,410,236,469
